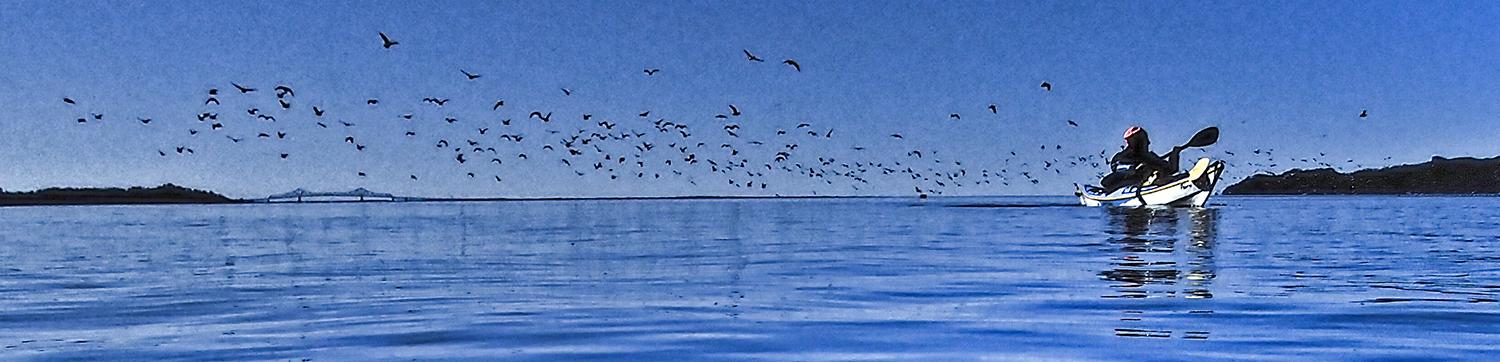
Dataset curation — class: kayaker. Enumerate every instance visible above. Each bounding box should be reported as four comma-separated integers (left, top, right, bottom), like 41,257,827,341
1098,126,1179,194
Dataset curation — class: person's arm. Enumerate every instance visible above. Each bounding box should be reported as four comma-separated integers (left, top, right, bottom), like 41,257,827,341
1140,150,1171,169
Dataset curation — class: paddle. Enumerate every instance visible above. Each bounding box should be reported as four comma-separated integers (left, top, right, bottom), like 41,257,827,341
1181,127,1220,149
1167,126,1219,159
1150,126,1220,190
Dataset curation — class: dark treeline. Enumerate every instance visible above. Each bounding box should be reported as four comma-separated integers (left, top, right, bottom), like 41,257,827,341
1225,156,1500,195
0,184,238,206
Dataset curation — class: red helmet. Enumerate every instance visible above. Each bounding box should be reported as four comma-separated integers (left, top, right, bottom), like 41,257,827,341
1123,126,1143,140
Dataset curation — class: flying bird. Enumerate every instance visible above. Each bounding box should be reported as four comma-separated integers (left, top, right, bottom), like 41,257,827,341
460,69,481,80
1040,81,1052,91
313,106,324,117
988,104,997,113
643,68,660,76
783,59,801,72
1359,110,1368,118
1067,120,1078,127
379,32,398,48
561,88,572,96
743,49,764,62
273,85,294,97
62,98,75,105
493,100,505,110
232,82,255,93
729,104,741,116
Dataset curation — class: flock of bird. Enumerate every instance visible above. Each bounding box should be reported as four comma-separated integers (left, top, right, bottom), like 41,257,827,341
55,32,1381,197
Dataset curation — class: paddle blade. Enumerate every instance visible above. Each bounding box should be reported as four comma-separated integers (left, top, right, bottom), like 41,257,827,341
1184,127,1219,148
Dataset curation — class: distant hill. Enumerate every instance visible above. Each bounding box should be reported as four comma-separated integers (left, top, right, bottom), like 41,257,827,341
0,184,238,206
1223,156,1500,195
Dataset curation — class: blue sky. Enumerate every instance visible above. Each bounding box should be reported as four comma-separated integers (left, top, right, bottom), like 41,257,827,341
1,1,1497,198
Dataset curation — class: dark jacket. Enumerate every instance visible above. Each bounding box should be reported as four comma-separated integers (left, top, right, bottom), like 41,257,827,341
1109,132,1169,171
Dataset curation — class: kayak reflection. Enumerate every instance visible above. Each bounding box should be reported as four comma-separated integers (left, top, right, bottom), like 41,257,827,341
1100,207,1218,339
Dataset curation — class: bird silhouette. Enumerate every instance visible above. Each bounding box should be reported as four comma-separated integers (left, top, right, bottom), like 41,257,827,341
729,104,741,116
379,32,398,48
1359,110,1368,118
643,68,661,75
1067,120,1078,127
231,82,256,93
988,104,997,113
273,85,294,97
460,69,481,80
493,100,505,110
1040,81,1052,91
949,113,960,120
561,88,572,96
783,59,801,71
743,49,764,62
529,111,552,122
63,97,75,105
137,118,151,125
313,106,324,117
366,99,379,105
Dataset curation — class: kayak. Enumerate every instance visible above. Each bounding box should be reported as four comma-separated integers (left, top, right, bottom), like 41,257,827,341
1075,158,1226,207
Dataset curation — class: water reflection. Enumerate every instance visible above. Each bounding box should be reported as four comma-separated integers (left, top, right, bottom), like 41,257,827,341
1100,207,1218,339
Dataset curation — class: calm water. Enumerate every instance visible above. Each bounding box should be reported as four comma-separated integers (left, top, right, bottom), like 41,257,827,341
1,197,1499,360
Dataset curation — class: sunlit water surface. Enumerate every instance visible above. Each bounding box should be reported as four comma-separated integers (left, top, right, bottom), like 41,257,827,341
2,196,1499,360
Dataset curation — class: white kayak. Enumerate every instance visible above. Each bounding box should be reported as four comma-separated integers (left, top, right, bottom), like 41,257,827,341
1075,158,1226,207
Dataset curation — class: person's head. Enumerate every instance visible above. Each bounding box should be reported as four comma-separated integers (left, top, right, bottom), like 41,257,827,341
1123,126,1149,149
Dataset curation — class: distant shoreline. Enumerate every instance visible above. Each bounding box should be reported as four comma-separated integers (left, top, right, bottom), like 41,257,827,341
0,184,242,207
1224,156,1500,195
10,181,1500,208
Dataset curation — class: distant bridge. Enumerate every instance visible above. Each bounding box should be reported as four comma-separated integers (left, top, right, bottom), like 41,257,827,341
256,188,420,203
